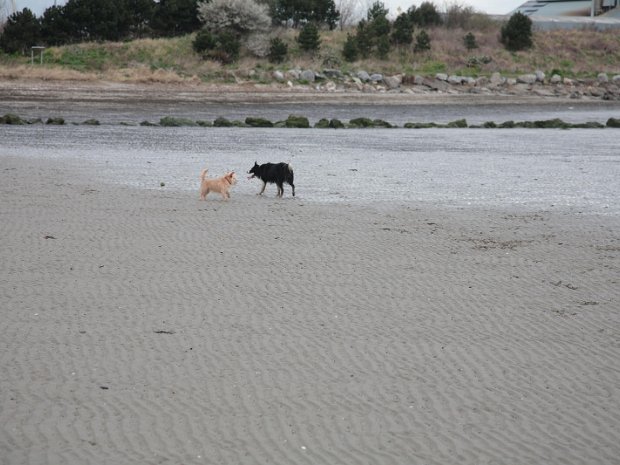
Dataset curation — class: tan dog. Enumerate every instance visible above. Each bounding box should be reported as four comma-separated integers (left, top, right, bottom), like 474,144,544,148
199,168,237,200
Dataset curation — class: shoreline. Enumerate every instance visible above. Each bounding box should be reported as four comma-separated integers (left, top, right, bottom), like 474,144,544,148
1,77,614,106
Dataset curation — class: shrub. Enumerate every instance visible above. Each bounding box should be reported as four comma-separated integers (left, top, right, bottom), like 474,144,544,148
193,29,216,54
268,37,288,63
391,12,414,46
355,19,373,58
214,30,241,63
500,12,533,52
376,35,390,59
297,22,321,53
463,32,478,51
342,33,358,62
414,30,431,52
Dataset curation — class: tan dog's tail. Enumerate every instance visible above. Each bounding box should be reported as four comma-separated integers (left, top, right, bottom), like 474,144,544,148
200,168,208,181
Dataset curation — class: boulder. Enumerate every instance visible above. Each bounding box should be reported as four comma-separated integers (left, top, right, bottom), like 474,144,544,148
613,75,620,84
597,73,609,83
550,74,562,84
273,70,285,81
448,75,464,85
369,73,383,82
489,72,504,86
384,75,401,89
535,70,545,82
46,117,65,125
435,73,448,81
284,115,310,128
286,69,300,80
606,117,620,128
323,69,344,79
245,117,274,128
0,113,25,124
414,75,425,85
357,70,370,82
159,116,196,127
300,69,315,82
517,74,537,84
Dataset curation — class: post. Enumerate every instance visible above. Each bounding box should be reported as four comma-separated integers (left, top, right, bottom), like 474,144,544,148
31,46,45,65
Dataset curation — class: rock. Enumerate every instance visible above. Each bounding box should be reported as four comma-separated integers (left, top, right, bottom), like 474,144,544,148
284,115,310,128
245,117,273,128
349,117,374,128
324,81,337,92
384,75,401,89
463,77,476,85
563,77,574,86
448,75,464,85
0,113,25,124
612,75,620,84
606,117,620,128
535,70,545,82
517,74,537,84
506,78,517,86
550,74,562,84
369,73,383,82
213,117,234,127
329,119,345,129
286,69,300,80
597,73,609,83
435,73,448,81
357,71,370,82
446,119,468,128
323,69,343,79
475,76,489,87
587,87,605,97
159,116,196,127
414,75,425,85
489,72,504,86
300,69,315,82
82,119,100,125
46,117,65,125
273,70,285,81
314,118,330,128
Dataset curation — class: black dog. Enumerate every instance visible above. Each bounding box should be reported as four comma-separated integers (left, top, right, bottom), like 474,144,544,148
248,162,295,197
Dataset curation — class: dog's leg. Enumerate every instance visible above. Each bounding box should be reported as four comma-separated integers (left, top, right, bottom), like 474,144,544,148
290,182,295,197
258,181,266,195
200,188,208,200
277,183,284,197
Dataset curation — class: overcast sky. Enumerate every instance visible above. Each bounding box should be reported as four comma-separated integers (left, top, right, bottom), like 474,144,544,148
11,0,524,18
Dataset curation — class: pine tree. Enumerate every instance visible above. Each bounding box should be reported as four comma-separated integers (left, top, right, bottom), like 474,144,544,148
342,33,358,62
500,12,533,52
463,32,478,51
414,29,431,52
297,22,321,53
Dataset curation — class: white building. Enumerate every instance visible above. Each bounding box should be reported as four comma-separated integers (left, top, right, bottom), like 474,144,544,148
513,0,619,17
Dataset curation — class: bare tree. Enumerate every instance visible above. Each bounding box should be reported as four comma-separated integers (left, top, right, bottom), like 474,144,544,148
336,0,364,30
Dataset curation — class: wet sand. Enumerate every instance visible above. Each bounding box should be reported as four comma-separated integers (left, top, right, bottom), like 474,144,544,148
1,153,619,464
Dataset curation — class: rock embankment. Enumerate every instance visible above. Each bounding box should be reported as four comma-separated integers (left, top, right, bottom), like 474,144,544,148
270,69,620,101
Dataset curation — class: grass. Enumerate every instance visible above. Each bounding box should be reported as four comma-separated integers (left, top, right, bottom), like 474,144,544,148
0,22,618,84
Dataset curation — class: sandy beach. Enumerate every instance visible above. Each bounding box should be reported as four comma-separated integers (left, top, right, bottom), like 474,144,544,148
1,145,619,464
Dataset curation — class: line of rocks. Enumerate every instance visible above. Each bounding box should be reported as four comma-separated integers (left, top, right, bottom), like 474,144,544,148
3,113,620,129
270,69,620,100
